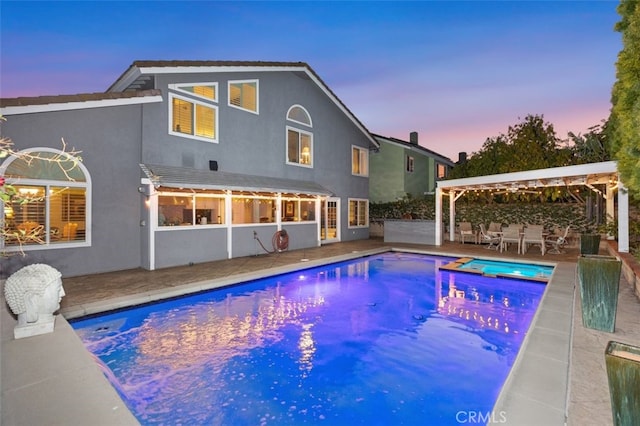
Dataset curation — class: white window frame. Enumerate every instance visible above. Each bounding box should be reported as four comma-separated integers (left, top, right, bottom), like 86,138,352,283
351,145,369,177
168,82,218,103
228,79,259,115
0,147,91,251
407,156,415,173
156,191,226,229
168,93,219,143
348,198,369,228
286,104,312,127
286,126,313,168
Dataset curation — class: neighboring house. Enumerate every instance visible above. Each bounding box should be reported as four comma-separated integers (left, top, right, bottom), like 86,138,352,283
369,132,454,202
0,60,378,277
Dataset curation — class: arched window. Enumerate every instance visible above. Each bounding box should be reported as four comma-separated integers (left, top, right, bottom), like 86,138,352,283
1,148,90,249
286,105,312,127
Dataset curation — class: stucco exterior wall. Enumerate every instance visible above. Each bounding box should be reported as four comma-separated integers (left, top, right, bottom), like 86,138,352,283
0,64,372,277
1,104,146,277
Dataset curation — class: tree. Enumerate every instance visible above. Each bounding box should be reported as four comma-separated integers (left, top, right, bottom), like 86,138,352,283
449,114,568,179
568,121,611,164
609,0,640,197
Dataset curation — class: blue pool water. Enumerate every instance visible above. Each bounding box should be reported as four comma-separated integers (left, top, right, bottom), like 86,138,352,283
458,259,554,280
71,252,546,425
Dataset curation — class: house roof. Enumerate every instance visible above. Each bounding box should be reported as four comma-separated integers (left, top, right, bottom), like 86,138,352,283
109,60,379,149
0,89,163,115
140,163,334,196
373,134,454,165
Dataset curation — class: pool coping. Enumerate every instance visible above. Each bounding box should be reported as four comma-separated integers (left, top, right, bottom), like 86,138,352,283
3,246,573,425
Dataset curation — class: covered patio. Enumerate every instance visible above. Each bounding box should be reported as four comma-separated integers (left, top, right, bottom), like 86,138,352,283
435,161,629,253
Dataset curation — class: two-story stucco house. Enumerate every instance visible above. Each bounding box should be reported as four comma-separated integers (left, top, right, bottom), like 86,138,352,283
369,132,454,202
0,60,378,277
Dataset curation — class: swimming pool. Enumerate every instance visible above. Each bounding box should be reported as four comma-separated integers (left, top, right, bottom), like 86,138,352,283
71,252,546,425
441,258,554,282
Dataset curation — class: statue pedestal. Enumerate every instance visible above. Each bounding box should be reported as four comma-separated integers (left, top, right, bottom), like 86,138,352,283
14,316,55,339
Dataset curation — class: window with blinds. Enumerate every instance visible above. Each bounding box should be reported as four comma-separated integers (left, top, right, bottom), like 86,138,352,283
170,83,218,102
169,92,217,142
352,146,368,176
348,199,368,228
228,80,258,113
1,149,89,248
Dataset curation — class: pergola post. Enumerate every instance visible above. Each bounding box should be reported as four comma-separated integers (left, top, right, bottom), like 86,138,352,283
435,187,442,246
606,182,615,240
449,190,456,242
617,183,629,253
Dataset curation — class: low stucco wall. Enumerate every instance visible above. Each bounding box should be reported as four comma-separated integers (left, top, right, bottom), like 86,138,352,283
383,220,436,245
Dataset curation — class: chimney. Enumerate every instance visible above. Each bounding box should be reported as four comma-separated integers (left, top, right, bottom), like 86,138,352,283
458,152,467,164
409,131,418,145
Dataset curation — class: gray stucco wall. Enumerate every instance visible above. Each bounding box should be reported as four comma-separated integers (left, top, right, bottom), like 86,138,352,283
142,70,370,245
1,66,373,276
1,104,147,277
155,228,228,268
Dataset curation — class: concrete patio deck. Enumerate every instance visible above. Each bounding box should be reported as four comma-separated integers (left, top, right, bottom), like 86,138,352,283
2,238,639,425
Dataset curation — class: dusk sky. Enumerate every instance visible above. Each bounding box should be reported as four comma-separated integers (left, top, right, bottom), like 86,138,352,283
1,1,622,160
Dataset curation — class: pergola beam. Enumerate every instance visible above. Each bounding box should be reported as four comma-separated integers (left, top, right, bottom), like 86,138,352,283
435,161,628,253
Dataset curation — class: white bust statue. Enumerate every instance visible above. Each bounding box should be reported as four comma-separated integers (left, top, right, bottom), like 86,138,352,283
4,263,65,339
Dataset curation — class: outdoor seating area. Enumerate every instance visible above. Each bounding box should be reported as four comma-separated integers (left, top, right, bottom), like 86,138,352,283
456,222,576,256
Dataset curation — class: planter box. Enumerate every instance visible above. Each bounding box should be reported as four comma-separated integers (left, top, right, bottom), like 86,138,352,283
605,341,640,426
580,233,601,255
577,255,622,332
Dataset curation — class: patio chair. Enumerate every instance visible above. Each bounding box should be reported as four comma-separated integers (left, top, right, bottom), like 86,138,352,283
522,225,545,255
500,225,522,254
545,225,571,254
488,222,502,236
459,222,475,244
479,224,500,250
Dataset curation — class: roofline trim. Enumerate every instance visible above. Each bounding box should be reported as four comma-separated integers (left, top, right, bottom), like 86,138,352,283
109,62,379,149
0,94,163,116
373,135,454,165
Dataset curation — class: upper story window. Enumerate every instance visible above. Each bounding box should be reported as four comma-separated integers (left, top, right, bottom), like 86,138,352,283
437,163,447,179
286,126,313,167
169,87,218,143
170,82,218,102
1,148,90,250
352,146,368,176
286,105,312,127
228,79,258,114
407,156,415,172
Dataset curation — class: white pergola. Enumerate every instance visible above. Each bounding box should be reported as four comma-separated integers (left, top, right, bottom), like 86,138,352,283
435,161,629,253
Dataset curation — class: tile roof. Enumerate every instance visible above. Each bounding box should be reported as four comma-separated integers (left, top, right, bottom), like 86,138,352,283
0,89,161,108
373,133,454,164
